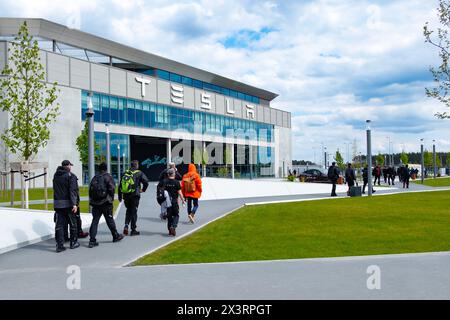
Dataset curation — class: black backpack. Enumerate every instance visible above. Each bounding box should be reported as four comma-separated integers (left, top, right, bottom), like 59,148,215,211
89,174,108,203
156,182,166,205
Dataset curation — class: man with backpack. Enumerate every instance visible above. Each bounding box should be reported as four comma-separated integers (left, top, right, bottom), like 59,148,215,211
88,162,124,248
181,163,202,223
118,160,149,236
53,160,80,252
327,162,340,197
161,168,185,236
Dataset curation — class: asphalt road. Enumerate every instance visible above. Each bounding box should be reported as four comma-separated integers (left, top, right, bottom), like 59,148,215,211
0,182,449,300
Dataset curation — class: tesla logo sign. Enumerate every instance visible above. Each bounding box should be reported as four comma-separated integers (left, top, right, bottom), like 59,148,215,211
171,84,184,104
135,76,151,97
246,104,255,119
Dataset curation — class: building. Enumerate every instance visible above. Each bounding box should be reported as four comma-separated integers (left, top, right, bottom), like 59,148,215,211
0,18,291,184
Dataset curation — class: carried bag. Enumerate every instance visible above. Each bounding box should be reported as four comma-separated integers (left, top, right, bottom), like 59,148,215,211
183,173,196,193
156,183,166,205
90,174,107,202
121,170,138,194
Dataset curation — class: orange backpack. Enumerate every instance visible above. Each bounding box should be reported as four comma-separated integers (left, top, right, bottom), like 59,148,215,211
183,174,196,193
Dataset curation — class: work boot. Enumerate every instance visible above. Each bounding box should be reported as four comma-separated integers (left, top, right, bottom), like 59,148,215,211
70,241,80,249
88,241,99,248
113,234,124,242
56,246,66,253
130,230,140,236
123,225,129,236
169,227,176,236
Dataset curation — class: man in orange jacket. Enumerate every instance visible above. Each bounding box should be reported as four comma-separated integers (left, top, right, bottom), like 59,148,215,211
181,163,202,223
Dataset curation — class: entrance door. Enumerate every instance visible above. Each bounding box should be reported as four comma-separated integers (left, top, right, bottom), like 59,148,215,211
130,136,167,181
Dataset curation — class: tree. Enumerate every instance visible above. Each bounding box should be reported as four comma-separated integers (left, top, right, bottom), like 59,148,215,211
424,0,450,119
376,153,385,166
400,152,409,165
446,152,450,166
334,150,345,170
424,150,433,168
75,120,100,165
0,21,60,161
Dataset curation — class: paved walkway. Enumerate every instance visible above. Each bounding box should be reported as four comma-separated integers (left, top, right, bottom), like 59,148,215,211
0,182,449,299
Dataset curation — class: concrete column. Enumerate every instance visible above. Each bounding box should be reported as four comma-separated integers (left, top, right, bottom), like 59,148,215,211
166,138,172,165
87,93,95,184
433,142,437,179
117,144,121,181
231,143,235,179
106,124,111,174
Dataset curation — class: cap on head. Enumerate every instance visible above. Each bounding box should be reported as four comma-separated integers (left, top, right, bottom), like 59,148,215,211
61,160,73,167
332,162,336,166
168,162,175,168
99,162,107,172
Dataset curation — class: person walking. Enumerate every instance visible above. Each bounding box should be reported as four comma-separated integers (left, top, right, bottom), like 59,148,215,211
118,160,149,236
159,162,182,182
88,162,124,248
53,160,80,252
389,166,396,186
362,165,376,194
181,163,202,223
402,164,411,189
327,162,340,197
373,165,381,186
161,169,185,236
345,163,356,196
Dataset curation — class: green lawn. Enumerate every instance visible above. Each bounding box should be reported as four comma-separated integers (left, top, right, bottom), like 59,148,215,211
13,199,120,214
0,186,89,203
412,177,450,187
134,190,450,266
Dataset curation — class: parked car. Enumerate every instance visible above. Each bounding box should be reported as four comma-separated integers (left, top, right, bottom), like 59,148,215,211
298,169,330,183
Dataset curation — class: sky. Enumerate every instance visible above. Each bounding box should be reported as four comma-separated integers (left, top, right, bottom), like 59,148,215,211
1,0,449,163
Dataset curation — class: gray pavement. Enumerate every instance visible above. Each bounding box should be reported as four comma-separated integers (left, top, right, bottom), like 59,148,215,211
0,182,449,299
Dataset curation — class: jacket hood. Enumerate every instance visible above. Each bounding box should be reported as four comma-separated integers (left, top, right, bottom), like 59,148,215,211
188,163,197,173
55,166,68,176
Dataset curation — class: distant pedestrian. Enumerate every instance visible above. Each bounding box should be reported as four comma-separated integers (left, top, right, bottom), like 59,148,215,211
327,162,340,197
181,163,202,223
345,163,356,196
88,162,123,248
118,160,149,236
53,160,80,252
402,164,410,189
161,169,185,236
362,165,376,194
373,165,381,186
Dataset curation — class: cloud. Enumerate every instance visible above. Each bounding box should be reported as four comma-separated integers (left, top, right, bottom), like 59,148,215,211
1,0,449,163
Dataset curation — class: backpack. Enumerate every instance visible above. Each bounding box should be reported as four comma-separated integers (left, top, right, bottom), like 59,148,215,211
89,174,108,202
156,183,166,205
183,173,196,193
121,170,138,194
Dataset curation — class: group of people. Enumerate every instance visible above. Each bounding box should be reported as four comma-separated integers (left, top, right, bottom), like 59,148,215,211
52,159,202,253
326,162,417,198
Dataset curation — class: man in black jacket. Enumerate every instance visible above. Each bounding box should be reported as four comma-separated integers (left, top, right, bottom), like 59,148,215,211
63,172,89,242
88,162,123,248
53,160,80,252
327,162,340,197
118,160,149,236
345,163,356,196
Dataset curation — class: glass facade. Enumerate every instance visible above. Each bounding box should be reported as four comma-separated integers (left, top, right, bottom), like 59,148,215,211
81,91,273,142
142,69,260,104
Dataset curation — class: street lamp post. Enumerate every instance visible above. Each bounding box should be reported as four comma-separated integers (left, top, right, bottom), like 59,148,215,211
366,120,373,196
324,146,327,170
105,124,111,174
433,140,437,179
117,144,121,182
420,138,424,184
86,92,95,184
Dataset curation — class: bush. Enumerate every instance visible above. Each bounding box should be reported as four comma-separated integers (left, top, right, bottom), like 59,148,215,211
217,167,229,178
287,175,295,182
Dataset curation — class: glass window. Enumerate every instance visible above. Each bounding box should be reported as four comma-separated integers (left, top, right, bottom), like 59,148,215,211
182,76,193,86
143,102,150,128
93,94,101,122
101,95,110,123
230,90,238,98
170,73,182,83
110,96,119,124
238,92,245,100
135,100,143,127
118,98,126,125
81,91,88,121
193,79,203,89
127,100,135,126
157,69,170,80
